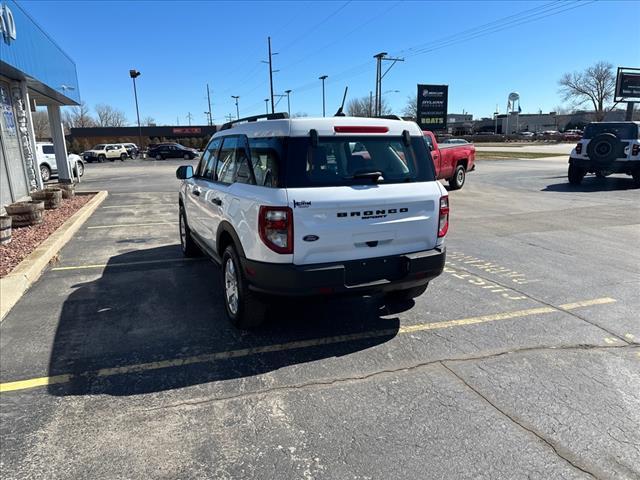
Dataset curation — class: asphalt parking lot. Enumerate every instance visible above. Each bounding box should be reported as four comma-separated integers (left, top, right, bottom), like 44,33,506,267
1,156,639,479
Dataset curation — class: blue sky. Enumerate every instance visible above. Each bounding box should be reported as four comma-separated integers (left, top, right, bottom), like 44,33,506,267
21,0,640,125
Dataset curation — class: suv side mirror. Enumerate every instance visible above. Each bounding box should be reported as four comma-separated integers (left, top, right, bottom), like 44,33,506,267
176,165,194,179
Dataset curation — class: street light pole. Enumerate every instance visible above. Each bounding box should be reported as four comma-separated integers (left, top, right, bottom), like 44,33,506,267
285,89,292,116
206,83,213,126
319,75,328,117
129,69,142,150
232,95,240,119
264,98,269,114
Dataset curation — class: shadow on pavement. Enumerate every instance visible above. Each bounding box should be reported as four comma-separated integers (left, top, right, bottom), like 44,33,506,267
47,246,401,396
543,175,639,192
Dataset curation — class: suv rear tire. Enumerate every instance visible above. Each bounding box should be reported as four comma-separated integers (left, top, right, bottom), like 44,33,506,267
222,245,267,329
449,165,466,190
179,207,201,257
120,153,127,161
568,163,585,185
40,164,51,182
98,154,106,163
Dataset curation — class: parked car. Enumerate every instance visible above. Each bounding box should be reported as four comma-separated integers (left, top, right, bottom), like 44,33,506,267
176,114,449,328
519,131,535,138
562,130,583,141
123,143,139,159
149,143,198,160
441,138,470,144
568,121,640,186
82,144,129,163
35,142,85,182
423,131,476,190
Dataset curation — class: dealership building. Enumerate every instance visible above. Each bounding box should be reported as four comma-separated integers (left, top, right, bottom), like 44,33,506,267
0,0,79,208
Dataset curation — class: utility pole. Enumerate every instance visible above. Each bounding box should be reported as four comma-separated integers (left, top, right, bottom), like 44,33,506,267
373,52,404,116
206,83,213,126
262,37,279,114
176,115,180,126
264,98,269,114
626,102,635,121
186,112,193,126
129,69,143,149
285,89,292,116
369,91,373,117
231,95,240,119
225,113,235,123
319,75,328,117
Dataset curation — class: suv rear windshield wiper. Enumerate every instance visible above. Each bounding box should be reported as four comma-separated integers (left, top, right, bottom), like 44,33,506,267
346,170,384,182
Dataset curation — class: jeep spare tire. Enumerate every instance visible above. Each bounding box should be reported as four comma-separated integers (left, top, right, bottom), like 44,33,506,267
587,133,620,165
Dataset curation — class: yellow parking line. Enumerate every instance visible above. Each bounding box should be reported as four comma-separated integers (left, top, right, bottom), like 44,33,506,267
559,297,616,309
0,297,616,394
86,222,178,229
51,257,200,271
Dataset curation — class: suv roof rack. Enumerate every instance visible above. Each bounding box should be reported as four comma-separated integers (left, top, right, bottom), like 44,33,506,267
220,112,289,131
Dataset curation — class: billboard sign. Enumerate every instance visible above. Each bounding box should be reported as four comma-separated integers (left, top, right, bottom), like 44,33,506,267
417,84,448,131
615,67,640,101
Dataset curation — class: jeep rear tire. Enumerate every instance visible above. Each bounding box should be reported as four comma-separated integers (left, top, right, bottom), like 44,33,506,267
568,163,585,185
448,165,466,190
222,245,267,329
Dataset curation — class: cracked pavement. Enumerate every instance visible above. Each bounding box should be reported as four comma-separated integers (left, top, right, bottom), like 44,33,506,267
1,157,639,479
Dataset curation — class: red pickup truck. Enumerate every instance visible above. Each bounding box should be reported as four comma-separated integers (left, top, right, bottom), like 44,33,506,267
423,131,476,189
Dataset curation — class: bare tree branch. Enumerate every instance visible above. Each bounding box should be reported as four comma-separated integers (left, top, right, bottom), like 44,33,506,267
31,110,50,140
558,61,615,121
346,96,391,117
95,104,128,127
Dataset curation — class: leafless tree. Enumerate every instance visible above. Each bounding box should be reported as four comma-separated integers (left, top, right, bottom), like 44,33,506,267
402,95,417,119
346,96,392,117
559,61,615,121
142,116,156,126
95,103,128,127
31,110,50,140
62,101,96,132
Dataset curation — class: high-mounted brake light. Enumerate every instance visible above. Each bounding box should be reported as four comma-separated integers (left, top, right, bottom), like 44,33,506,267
259,206,293,254
438,196,449,238
575,142,582,154
334,126,389,134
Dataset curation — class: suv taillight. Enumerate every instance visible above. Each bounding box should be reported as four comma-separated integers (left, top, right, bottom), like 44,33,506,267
259,206,293,254
575,142,582,154
438,196,449,238
632,143,639,156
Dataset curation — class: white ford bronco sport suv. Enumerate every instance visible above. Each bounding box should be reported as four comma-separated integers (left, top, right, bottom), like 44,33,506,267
568,121,640,186
176,113,449,328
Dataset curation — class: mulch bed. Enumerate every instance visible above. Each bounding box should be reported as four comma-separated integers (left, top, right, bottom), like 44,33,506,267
0,193,94,278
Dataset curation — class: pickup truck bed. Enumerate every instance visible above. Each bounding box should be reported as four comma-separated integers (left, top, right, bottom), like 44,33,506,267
423,131,476,190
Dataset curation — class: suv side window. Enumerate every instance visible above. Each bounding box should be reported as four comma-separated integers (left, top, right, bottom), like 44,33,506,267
235,136,255,185
217,136,239,184
42,145,55,154
249,138,280,187
423,135,433,150
198,138,221,179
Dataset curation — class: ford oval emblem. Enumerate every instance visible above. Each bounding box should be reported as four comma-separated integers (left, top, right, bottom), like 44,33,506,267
303,235,319,242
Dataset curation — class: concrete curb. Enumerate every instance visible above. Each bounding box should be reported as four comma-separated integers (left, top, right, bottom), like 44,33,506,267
0,191,108,321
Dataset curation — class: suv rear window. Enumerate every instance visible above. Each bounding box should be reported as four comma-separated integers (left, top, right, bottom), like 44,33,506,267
583,123,638,139
285,136,434,188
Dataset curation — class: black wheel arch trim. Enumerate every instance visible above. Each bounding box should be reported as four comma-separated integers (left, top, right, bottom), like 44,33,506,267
216,221,247,259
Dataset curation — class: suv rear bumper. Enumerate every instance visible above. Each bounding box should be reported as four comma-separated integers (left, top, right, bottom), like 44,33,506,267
569,157,640,173
242,248,446,296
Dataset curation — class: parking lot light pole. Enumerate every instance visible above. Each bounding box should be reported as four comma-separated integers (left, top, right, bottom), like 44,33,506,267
264,98,269,114
129,69,143,151
231,96,240,119
319,75,328,117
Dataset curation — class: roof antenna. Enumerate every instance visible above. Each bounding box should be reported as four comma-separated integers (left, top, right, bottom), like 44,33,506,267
334,86,348,117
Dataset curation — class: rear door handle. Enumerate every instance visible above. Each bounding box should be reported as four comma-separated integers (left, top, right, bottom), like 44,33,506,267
211,197,222,206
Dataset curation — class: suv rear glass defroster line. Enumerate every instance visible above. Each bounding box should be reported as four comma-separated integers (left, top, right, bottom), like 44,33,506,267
283,136,435,188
